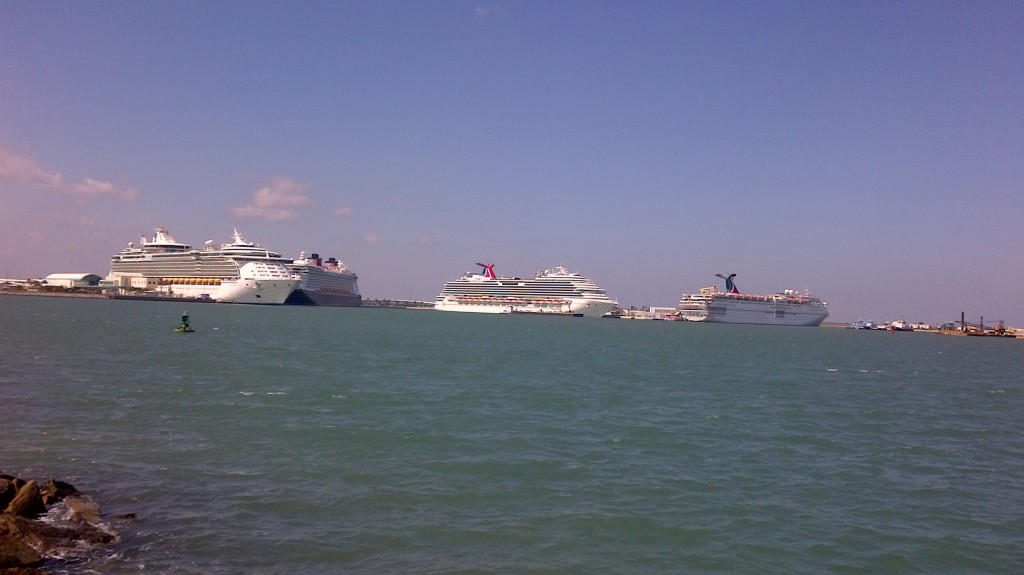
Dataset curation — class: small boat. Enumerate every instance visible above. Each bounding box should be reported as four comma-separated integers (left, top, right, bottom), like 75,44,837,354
848,320,877,330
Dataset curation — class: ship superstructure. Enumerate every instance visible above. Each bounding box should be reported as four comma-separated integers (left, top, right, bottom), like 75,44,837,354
434,263,617,317
677,273,829,326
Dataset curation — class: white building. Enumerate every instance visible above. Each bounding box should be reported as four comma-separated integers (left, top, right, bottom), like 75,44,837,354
43,273,103,288
649,306,678,319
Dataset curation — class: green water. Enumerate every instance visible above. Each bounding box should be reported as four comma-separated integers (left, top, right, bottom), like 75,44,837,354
2,295,1022,574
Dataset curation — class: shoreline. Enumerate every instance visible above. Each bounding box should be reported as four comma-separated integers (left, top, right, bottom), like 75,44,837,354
4,292,1019,334
1,290,108,299
0,472,116,573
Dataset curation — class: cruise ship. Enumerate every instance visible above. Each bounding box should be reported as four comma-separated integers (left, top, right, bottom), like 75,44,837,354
434,263,617,317
107,228,300,304
284,252,362,307
677,273,829,326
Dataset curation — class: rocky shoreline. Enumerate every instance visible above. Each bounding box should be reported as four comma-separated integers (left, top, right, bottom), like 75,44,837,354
0,473,117,574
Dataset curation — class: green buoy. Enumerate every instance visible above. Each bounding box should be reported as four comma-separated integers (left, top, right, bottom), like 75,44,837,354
175,311,194,333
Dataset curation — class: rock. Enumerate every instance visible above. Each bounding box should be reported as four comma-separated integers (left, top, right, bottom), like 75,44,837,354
0,481,15,511
3,483,46,519
39,481,77,507
0,514,114,560
0,477,24,512
0,535,41,568
64,496,101,525
0,473,116,574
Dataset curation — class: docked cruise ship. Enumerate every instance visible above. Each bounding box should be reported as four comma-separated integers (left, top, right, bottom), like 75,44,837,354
284,252,362,307
677,273,829,326
108,228,299,304
434,263,617,317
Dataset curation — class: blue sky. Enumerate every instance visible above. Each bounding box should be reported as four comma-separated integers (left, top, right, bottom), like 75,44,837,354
2,1,1022,324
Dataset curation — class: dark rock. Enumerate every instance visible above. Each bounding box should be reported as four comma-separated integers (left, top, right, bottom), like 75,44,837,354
0,481,15,511
0,535,41,568
0,478,24,500
3,483,46,519
39,480,77,507
0,514,114,559
0,515,15,537
0,474,115,573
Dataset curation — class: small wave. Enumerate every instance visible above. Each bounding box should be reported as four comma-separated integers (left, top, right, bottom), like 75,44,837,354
239,391,254,396
266,392,288,395
36,501,119,562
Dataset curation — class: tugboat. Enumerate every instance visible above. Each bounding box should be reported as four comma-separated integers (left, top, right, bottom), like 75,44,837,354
174,311,195,333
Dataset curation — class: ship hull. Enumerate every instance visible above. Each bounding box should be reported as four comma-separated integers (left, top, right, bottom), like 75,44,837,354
110,260,299,305
136,279,297,305
434,301,514,314
216,278,298,305
434,298,614,318
567,299,617,318
147,279,298,304
285,289,362,307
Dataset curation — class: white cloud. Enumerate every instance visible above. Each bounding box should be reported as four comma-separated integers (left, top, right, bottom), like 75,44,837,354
0,147,138,200
474,4,505,16
363,232,380,245
418,234,435,246
232,176,310,221
334,206,353,218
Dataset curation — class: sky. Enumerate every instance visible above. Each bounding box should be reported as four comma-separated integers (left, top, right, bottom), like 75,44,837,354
1,1,1022,325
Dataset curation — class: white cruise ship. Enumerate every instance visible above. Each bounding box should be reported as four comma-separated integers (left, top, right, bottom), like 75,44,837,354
678,273,829,326
435,263,617,317
285,252,362,307
108,228,300,304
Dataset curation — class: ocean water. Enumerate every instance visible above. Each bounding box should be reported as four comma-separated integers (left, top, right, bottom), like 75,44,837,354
2,295,1022,574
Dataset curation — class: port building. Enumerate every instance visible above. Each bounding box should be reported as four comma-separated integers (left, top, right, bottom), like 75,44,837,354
42,273,103,289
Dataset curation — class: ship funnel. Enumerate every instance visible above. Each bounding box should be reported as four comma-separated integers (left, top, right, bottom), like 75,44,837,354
475,263,497,279
716,273,739,294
